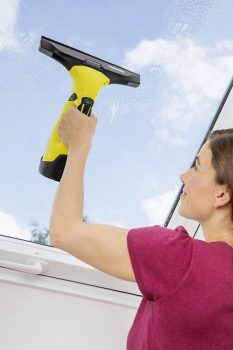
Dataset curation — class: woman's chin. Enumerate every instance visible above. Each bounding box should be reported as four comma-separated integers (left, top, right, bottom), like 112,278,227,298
178,206,187,218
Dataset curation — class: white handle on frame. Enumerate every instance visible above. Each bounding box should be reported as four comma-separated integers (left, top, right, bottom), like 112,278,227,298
0,258,48,274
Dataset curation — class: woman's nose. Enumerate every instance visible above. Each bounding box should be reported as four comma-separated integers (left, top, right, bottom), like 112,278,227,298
180,173,184,183
180,170,187,184
180,166,193,183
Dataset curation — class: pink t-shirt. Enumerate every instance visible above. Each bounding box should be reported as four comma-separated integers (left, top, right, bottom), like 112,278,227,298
126,225,233,349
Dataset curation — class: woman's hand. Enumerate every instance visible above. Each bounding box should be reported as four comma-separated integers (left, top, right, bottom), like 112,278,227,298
58,106,98,148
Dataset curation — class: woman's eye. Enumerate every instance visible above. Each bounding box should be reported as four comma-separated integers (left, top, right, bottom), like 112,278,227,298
193,164,197,170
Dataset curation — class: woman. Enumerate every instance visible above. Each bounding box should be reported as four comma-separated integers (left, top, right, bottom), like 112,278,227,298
49,106,233,349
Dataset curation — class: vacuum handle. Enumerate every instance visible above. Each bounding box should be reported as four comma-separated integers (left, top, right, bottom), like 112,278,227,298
39,65,110,181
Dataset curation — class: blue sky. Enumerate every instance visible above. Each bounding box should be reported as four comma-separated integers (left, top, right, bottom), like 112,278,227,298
0,0,233,241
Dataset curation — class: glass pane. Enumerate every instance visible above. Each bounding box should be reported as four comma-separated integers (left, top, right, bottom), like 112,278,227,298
1,0,233,246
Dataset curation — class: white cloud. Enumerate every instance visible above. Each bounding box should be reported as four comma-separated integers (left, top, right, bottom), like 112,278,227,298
141,186,179,225
0,0,40,53
0,0,20,50
0,211,31,240
123,36,233,134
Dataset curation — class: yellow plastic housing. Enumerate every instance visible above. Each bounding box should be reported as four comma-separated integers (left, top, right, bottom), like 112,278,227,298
42,65,110,162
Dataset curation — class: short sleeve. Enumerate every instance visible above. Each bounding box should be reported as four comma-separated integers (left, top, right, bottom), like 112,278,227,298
127,225,193,300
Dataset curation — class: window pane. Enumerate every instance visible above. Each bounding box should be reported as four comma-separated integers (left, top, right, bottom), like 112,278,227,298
1,1,233,246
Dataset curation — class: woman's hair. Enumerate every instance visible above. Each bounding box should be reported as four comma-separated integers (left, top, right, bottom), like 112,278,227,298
207,128,233,222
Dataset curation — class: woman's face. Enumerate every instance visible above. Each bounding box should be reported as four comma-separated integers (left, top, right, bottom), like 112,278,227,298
179,141,219,222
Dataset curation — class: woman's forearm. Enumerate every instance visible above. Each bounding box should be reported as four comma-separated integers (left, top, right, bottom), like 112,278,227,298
49,142,92,239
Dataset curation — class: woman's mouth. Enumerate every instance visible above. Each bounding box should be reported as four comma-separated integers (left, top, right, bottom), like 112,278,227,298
180,191,187,198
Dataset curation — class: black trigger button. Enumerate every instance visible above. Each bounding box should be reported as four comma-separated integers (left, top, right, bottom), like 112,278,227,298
68,93,78,101
78,97,94,116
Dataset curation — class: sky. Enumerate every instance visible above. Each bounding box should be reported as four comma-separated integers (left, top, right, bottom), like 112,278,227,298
0,0,233,242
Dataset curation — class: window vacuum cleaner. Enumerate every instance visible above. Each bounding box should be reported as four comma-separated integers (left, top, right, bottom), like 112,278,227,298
38,36,140,181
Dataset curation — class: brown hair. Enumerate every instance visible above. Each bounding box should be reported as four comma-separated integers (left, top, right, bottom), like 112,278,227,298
207,129,233,221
